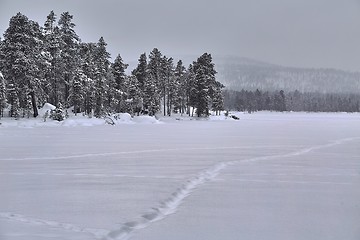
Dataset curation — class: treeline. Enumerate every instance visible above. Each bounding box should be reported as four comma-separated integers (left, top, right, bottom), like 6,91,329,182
224,89,360,113
0,11,224,119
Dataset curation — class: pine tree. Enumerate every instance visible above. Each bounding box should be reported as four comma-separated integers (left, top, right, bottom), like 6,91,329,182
143,74,160,116
50,103,65,121
0,72,7,118
1,13,44,117
160,56,174,116
93,37,111,117
132,53,147,92
79,42,97,115
43,11,64,106
147,48,163,114
112,54,128,112
192,53,218,117
212,81,225,115
173,60,187,114
70,70,85,115
125,76,142,115
58,11,80,106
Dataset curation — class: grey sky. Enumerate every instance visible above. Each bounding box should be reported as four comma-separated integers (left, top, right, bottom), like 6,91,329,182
0,0,360,71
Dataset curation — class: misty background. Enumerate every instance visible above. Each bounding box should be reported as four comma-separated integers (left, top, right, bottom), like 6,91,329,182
1,0,360,72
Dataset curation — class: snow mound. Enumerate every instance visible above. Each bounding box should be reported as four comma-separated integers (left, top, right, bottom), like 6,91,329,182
0,112,162,128
112,113,133,124
38,103,56,117
132,115,161,124
61,117,105,127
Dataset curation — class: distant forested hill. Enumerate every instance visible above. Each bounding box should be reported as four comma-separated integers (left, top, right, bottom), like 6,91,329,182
213,56,360,94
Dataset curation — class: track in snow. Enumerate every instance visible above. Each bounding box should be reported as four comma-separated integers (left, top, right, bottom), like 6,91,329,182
102,137,360,240
1,137,358,240
0,212,108,239
0,145,298,161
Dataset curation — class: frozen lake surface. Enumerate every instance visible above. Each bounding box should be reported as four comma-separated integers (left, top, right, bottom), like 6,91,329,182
1,112,359,240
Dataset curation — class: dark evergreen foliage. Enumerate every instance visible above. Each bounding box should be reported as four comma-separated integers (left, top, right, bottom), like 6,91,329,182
112,54,128,112
224,89,360,113
50,103,65,121
190,53,224,117
1,13,47,117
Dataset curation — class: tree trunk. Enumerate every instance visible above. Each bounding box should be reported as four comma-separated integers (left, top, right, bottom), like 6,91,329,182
29,91,38,118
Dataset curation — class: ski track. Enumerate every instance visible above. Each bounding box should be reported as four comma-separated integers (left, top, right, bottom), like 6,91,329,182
1,137,358,240
216,178,353,185
0,212,108,239
102,137,360,240
0,145,298,161
0,172,187,179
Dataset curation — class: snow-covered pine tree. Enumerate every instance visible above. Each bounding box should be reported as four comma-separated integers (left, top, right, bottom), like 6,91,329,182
211,81,225,115
112,54,128,112
1,13,44,118
125,75,142,115
79,42,97,115
43,11,64,106
193,67,210,117
192,53,218,117
58,12,80,106
143,74,160,116
50,103,65,121
161,56,175,116
132,53,147,92
70,70,85,115
0,72,7,118
147,48,162,115
93,37,111,117
173,60,186,114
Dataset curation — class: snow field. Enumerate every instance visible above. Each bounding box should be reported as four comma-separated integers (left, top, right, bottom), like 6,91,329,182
0,112,359,240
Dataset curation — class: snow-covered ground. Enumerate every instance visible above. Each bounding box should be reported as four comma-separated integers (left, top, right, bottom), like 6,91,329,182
0,112,359,240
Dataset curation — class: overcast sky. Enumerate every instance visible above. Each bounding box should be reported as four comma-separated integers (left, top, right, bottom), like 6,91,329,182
0,0,360,71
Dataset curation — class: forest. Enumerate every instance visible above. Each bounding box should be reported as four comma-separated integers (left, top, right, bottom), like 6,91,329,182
0,11,359,121
0,11,224,119
224,89,360,113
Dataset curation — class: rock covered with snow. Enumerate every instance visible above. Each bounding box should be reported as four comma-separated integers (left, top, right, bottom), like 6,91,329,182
38,103,56,117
